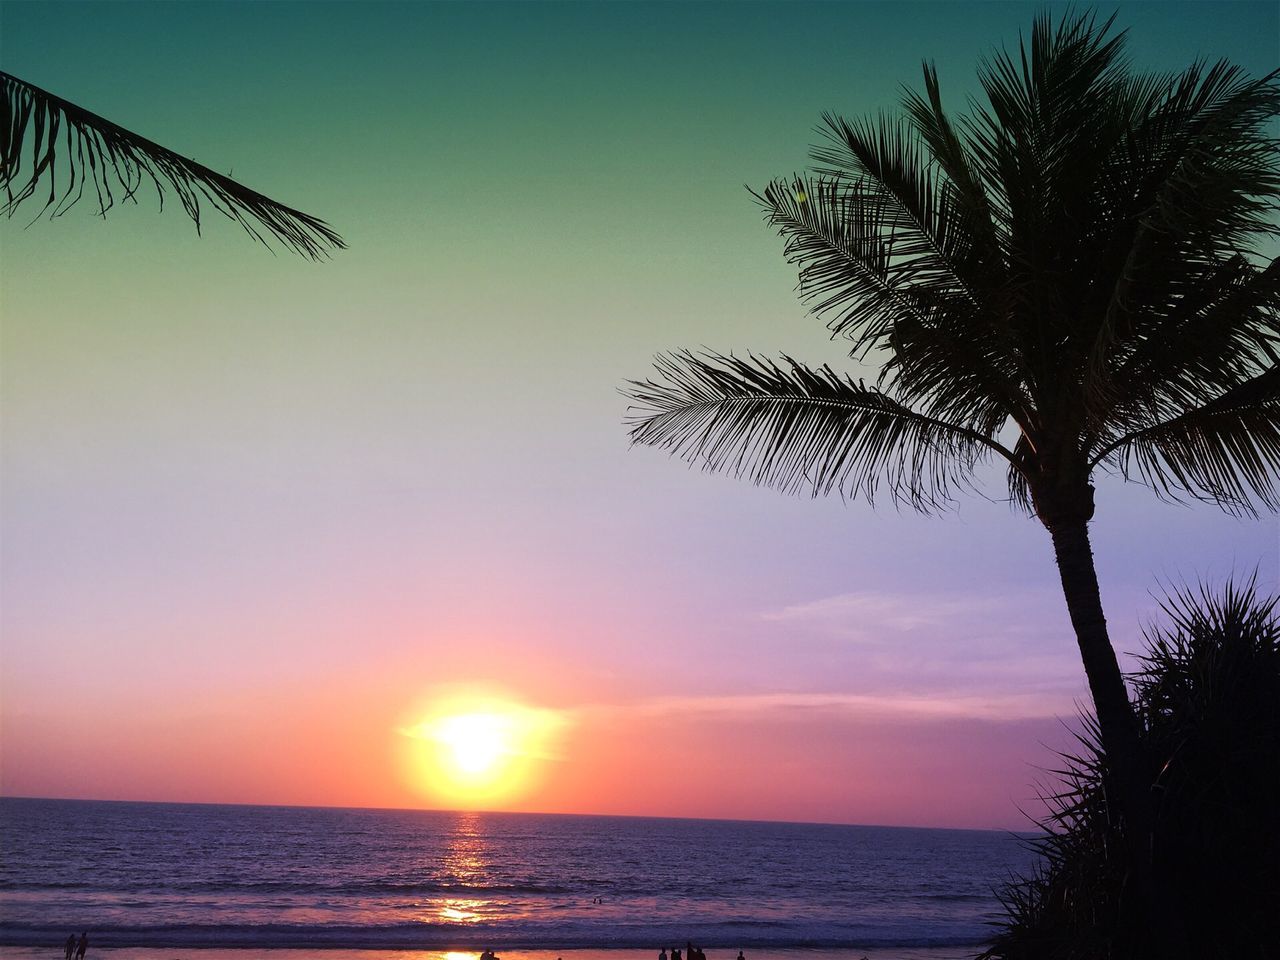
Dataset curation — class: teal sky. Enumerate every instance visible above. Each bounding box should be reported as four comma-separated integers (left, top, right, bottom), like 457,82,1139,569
2,2,1277,827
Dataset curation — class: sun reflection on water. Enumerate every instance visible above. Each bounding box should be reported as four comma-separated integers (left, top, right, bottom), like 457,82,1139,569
443,812,488,884
414,813,491,927
437,898,484,923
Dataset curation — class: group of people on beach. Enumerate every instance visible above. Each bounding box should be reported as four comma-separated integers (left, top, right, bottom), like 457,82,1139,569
62,933,87,960
660,944,742,960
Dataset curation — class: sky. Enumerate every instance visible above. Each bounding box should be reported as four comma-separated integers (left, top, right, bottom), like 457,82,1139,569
1,1,1277,831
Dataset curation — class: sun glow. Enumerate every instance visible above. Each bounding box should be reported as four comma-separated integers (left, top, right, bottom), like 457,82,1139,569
398,692,567,807
436,712,516,776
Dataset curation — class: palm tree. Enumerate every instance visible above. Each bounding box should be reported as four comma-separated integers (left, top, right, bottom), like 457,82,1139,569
2,71,343,257
624,10,1280,909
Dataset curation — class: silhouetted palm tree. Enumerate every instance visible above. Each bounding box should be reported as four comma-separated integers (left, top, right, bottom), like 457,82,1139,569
1,71,342,257
624,10,1279,905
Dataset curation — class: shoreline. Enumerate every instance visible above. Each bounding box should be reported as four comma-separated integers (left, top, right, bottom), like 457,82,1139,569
0,949,982,960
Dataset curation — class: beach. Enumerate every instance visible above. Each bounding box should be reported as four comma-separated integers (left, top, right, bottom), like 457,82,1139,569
0,948,979,960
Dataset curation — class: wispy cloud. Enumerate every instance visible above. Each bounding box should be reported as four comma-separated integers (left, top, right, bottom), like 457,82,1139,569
758,587,1082,668
584,688,1082,723
761,591,1003,638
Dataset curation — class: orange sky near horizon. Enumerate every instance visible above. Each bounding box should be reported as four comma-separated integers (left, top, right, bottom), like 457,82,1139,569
0,678,1076,829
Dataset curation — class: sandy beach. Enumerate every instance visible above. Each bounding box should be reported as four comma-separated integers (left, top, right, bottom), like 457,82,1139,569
0,949,978,960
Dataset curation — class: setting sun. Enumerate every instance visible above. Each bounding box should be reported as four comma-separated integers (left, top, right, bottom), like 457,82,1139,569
436,712,515,776
397,693,569,807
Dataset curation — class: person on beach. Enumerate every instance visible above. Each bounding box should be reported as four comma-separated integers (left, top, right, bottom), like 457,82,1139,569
74,932,87,960
737,951,745,960
672,947,682,960
659,948,668,960
63,934,75,960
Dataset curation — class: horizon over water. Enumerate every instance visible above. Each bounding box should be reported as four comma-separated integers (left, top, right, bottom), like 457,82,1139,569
0,798,1035,958
0,792,1021,832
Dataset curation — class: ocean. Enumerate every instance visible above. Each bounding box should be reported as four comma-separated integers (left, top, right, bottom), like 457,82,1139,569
0,798,1035,957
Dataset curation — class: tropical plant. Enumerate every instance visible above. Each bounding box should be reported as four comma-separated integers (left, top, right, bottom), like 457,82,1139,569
623,9,1280,931
1,70,343,257
982,579,1280,959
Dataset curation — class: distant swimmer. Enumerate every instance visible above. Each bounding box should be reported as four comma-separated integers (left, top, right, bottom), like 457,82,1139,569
75,933,88,960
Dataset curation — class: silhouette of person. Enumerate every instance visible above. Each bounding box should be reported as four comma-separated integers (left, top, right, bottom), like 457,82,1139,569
75,933,88,960
737,951,746,960
64,935,75,960
659,949,668,960
672,948,682,960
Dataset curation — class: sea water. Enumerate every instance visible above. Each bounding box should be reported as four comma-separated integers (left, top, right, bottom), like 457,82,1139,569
0,798,1035,954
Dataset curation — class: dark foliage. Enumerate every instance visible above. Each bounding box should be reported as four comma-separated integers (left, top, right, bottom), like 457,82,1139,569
1,71,343,258
624,12,1280,517
983,580,1280,959
623,17,1280,943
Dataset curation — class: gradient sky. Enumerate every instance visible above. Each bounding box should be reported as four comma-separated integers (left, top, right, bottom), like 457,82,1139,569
2,1,1277,830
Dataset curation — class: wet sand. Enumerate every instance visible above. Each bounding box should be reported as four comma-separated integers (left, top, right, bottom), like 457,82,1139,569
1,947,981,960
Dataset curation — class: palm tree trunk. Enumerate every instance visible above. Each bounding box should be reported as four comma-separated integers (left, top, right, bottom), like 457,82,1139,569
1047,515,1159,943
1048,520,1146,796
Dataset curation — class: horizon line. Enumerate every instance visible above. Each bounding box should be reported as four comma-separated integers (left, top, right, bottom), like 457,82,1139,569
0,792,1025,835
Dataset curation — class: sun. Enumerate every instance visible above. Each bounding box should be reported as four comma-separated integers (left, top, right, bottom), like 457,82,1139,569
435,712,515,777
398,694,567,806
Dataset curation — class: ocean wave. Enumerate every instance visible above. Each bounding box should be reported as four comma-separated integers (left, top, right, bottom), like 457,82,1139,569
0,921,993,951
0,880,577,896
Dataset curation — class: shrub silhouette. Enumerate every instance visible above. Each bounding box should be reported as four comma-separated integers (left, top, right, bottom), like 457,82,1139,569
983,579,1280,959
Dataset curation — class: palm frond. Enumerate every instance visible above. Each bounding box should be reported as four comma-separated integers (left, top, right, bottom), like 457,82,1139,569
960,9,1130,244
1082,64,1280,417
810,112,995,313
754,155,1035,439
1096,366,1280,515
901,62,1001,264
1006,432,1036,516
1095,255,1280,436
1,71,344,258
624,350,1015,512
751,175,932,351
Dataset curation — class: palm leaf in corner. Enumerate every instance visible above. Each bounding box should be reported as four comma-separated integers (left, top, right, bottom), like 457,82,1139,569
1,71,344,258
